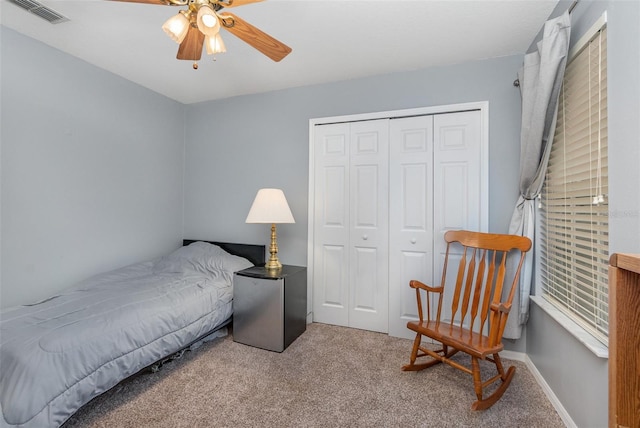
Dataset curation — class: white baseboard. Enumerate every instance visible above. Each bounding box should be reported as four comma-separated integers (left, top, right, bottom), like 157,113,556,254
500,350,575,427
500,350,527,362
523,354,577,428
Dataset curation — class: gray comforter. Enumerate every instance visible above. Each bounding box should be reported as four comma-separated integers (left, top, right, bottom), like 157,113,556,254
0,242,252,427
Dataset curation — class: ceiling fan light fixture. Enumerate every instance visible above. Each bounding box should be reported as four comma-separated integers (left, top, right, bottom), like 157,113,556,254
196,5,220,36
205,33,227,55
114,0,291,66
162,10,190,44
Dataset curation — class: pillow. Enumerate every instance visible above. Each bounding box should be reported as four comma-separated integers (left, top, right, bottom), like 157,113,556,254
153,242,253,279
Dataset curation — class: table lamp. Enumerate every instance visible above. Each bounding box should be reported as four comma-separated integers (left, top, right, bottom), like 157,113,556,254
245,188,295,270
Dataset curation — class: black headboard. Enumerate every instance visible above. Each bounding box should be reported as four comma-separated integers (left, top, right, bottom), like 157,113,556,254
182,240,265,267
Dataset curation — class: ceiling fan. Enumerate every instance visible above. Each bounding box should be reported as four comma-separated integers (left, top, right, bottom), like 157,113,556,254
110,0,292,69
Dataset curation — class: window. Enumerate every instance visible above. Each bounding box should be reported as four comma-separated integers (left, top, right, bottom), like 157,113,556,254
540,25,608,345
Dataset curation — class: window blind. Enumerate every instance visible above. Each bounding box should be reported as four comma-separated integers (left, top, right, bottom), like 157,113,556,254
540,26,608,345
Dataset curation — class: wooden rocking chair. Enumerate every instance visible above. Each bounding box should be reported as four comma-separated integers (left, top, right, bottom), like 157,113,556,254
401,230,532,410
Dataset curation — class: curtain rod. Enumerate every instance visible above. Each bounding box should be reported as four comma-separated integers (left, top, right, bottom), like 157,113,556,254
513,0,578,87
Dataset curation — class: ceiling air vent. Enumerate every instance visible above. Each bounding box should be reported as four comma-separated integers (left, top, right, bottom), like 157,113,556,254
7,0,69,24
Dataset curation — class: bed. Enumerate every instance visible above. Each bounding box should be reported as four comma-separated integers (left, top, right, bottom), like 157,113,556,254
0,240,265,428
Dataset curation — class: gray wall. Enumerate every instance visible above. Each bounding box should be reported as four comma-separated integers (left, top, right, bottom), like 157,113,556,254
607,0,640,254
0,27,186,308
526,1,640,427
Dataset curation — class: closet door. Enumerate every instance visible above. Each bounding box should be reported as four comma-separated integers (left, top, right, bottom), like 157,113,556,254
312,120,389,332
433,110,483,327
312,123,350,327
310,105,486,337
348,120,389,333
388,116,434,339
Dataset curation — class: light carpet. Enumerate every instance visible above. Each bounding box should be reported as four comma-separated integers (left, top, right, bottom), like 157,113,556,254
64,323,564,427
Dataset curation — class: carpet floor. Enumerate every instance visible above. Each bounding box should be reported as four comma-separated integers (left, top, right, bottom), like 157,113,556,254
64,323,564,427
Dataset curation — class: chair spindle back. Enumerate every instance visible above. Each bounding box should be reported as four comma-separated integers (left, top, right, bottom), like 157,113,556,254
440,230,531,347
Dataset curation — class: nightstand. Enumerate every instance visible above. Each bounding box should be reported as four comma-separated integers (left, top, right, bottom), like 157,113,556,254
233,265,307,352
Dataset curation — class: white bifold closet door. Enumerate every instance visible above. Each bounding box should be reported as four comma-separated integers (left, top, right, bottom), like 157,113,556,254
388,115,434,338
312,120,389,333
312,109,483,337
388,111,483,339
432,111,483,334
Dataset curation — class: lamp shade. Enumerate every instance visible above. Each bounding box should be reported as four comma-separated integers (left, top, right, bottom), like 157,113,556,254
205,33,227,55
246,189,295,224
162,11,190,44
196,5,220,37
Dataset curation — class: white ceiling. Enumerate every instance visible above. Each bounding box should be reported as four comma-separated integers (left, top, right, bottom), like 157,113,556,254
1,0,558,104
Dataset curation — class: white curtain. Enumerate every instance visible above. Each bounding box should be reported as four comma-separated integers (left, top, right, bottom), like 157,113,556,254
503,11,571,339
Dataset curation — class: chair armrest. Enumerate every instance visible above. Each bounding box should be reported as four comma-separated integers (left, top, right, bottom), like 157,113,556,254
409,280,444,293
490,302,511,314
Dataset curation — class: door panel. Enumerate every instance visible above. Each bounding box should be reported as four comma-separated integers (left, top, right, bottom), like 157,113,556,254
352,246,379,311
353,165,379,228
388,116,434,339
313,124,350,326
349,120,389,333
439,162,469,229
320,244,347,307
312,120,389,332
433,111,483,327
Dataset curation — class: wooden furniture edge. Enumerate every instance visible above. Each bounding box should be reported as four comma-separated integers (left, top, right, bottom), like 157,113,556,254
608,252,640,428
608,263,618,428
609,253,640,274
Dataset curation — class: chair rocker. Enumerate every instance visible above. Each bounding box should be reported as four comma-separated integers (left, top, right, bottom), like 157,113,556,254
401,230,531,410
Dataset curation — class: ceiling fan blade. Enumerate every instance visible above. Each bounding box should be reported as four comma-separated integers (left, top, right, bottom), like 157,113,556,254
218,0,264,8
107,0,178,5
219,12,291,62
177,26,205,60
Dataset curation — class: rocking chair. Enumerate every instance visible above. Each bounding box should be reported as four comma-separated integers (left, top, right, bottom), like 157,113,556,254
401,230,531,410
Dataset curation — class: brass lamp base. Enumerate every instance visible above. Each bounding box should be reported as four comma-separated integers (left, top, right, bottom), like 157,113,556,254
265,223,282,270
